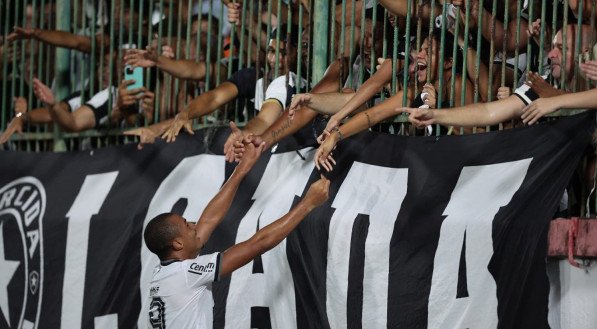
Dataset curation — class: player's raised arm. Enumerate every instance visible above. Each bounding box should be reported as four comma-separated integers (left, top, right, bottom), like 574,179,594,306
219,176,330,277
194,142,266,246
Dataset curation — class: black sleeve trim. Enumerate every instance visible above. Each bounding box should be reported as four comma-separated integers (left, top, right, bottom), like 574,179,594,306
214,253,222,282
513,93,530,106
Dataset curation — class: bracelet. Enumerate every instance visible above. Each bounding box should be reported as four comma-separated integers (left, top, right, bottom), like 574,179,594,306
364,111,372,128
334,126,344,140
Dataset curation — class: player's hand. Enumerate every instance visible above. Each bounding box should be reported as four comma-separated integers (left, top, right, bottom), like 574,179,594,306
496,86,511,100
237,141,266,173
580,60,597,82
118,79,146,108
314,133,338,172
233,134,265,162
288,93,312,120
227,2,241,25
32,78,56,106
7,26,36,42
303,175,330,208
161,111,194,143
224,121,244,162
123,127,158,150
397,107,435,128
521,97,559,125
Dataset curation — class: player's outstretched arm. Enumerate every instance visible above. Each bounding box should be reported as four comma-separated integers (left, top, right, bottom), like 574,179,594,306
219,176,330,277
195,142,266,246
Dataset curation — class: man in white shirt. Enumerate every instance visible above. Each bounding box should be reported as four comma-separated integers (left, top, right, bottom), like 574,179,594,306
143,142,330,328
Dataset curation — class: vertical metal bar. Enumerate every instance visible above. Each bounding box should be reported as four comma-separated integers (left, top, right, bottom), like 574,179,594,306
154,0,165,122
426,0,436,83
2,0,12,129
107,0,118,121
29,0,37,110
173,1,183,114
562,0,568,89
501,0,509,88
461,0,471,106
473,0,483,104
297,3,303,93
487,0,498,103
347,0,357,88
19,0,27,98
228,2,236,78
370,1,378,74
80,0,88,99
450,4,461,108
391,19,398,95
526,0,535,75
312,0,329,84
238,0,247,70
216,2,224,85
402,1,413,106
551,0,558,86
329,0,336,63
437,1,448,109
538,0,547,75
573,0,583,92
273,0,282,79
358,0,366,87
54,0,70,151
514,0,523,89
205,0,214,91
246,0,254,69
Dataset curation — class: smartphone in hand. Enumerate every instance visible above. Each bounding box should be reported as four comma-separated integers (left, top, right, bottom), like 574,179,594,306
124,64,144,91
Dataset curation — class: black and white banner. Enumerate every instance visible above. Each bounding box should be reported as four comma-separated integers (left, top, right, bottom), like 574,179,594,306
0,113,594,329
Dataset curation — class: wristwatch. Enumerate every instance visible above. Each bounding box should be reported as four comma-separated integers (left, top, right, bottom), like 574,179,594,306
15,112,23,118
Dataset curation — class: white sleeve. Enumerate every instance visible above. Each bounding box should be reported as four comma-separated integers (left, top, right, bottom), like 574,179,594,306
85,86,112,109
183,252,221,288
263,75,289,109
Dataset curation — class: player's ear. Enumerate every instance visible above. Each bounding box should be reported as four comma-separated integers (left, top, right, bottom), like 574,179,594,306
171,238,184,251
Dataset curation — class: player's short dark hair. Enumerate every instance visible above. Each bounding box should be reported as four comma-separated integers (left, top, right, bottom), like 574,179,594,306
144,213,181,260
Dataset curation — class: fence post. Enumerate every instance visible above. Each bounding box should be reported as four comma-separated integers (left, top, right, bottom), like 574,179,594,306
311,0,329,85
53,0,70,151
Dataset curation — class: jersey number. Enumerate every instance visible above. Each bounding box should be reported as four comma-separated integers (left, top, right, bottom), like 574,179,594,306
149,297,166,329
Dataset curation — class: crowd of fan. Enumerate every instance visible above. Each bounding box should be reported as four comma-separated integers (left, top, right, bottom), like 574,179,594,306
1,0,596,168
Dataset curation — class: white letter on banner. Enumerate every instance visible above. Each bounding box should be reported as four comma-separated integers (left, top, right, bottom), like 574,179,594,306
427,159,531,329
137,155,225,328
61,172,119,329
225,149,314,329
326,162,407,329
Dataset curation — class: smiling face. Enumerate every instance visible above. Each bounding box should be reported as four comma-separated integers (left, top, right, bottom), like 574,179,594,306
416,37,437,83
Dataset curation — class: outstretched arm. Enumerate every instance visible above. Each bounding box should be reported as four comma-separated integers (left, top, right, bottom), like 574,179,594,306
521,88,597,125
402,93,525,128
162,81,240,142
315,92,404,171
324,58,394,132
241,58,347,152
219,176,330,277
8,26,108,54
195,142,266,246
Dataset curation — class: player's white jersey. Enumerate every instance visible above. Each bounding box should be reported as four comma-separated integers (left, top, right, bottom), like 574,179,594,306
147,252,221,329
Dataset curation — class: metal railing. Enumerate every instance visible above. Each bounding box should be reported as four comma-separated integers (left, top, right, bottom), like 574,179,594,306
1,0,596,216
